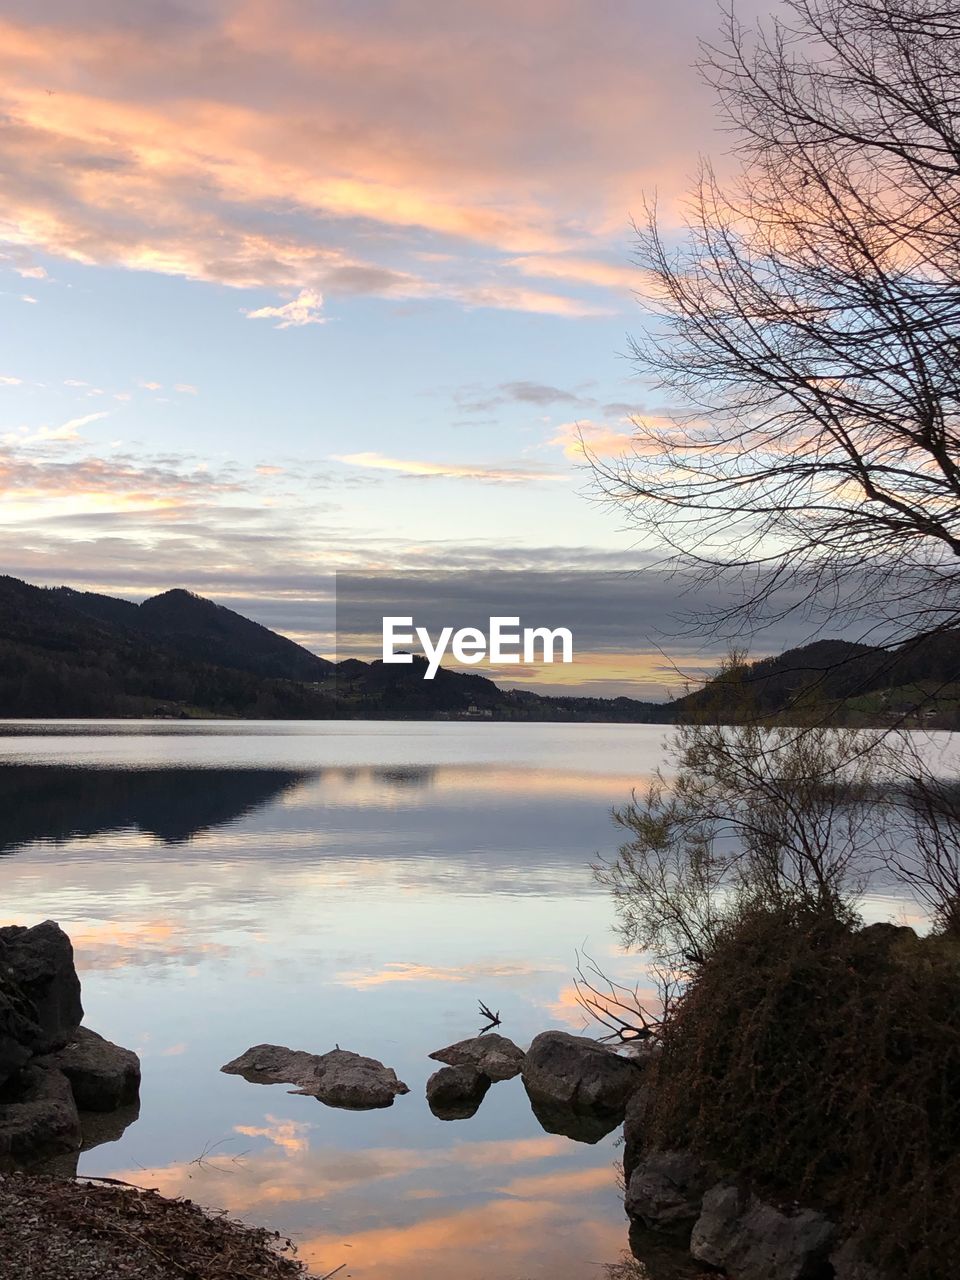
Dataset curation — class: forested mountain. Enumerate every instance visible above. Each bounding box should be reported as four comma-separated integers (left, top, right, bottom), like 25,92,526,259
1,575,956,723
673,635,960,727
0,576,658,721
49,584,332,681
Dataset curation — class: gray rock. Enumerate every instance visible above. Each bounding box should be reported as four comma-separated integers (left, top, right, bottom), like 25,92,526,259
41,1027,141,1112
625,1150,711,1235
622,1084,651,1183
426,1065,491,1119
0,1064,82,1170
0,976,40,1089
0,922,83,1054
222,1044,409,1110
221,1044,324,1088
521,1030,642,1115
428,1033,525,1081
690,1183,836,1280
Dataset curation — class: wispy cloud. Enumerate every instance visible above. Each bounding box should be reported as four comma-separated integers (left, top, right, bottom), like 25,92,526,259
1,409,110,447
245,288,325,329
333,451,559,484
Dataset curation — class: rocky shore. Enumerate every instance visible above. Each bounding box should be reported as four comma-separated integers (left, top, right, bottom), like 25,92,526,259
1,920,141,1172
2,920,893,1280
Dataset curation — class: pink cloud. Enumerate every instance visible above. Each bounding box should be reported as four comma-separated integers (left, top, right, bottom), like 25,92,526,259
0,3,719,315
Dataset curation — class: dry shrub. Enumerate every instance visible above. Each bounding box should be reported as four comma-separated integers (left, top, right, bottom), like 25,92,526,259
647,908,960,1280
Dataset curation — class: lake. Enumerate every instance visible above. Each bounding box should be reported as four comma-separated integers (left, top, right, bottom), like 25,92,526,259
0,720,930,1279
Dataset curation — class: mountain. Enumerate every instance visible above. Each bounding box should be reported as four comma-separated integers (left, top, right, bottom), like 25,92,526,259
0,576,337,719
671,634,960,727
51,585,331,682
2,573,953,724
0,576,658,721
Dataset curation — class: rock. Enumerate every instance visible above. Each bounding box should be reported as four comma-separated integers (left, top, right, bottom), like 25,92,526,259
830,1236,887,1280
527,1091,623,1144
426,1065,491,1119
625,1150,711,1235
221,1044,324,1088
0,1064,82,1170
0,922,83,1054
428,1033,525,1081
690,1183,836,1280
622,1084,651,1183
40,1027,141,1112
521,1030,642,1116
222,1044,409,1110
33,1102,143,1179
860,922,916,943
0,976,40,1089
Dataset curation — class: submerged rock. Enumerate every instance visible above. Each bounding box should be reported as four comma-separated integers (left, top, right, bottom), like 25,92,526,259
527,1091,623,1144
428,1033,525,1081
40,1027,141,1113
690,1183,836,1280
521,1030,642,1115
221,1044,409,1110
0,922,83,1059
625,1150,711,1235
0,1064,82,1170
426,1065,491,1120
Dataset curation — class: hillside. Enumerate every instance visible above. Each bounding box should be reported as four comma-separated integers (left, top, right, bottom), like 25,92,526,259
0,576,337,719
51,585,332,682
2,575,955,724
672,634,960,727
0,576,658,722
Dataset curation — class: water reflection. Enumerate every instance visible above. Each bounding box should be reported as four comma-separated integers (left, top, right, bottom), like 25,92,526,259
0,722,920,1279
0,764,312,853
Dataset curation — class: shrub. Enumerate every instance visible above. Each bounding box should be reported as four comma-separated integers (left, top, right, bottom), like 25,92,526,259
645,906,960,1279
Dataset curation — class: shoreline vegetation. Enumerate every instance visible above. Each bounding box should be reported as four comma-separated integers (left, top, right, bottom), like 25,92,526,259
2,574,958,727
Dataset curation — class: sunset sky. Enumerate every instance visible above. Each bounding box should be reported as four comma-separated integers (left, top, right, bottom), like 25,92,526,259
0,0,767,685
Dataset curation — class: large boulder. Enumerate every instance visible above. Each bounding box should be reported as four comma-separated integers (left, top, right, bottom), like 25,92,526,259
622,1084,651,1183
625,1149,711,1235
40,1028,141,1112
0,1064,82,1170
690,1183,836,1280
222,1044,409,1110
426,1065,491,1120
0,976,40,1089
521,1030,642,1115
0,922,83,1054
428,1033,525,1081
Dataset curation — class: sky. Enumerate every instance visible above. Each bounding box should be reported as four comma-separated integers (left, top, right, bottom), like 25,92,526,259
0,0,775,694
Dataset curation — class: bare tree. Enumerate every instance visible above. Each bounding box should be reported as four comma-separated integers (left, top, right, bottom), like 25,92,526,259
594,658,890,975
596,0,960,645
885,732,960,931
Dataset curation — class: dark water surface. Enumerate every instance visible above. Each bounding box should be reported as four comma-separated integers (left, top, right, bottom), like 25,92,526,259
0,721,926,1279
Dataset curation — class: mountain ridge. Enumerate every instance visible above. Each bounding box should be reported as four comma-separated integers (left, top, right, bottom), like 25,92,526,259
0,575,956,724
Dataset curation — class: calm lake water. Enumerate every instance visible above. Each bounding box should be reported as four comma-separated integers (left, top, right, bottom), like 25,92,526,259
0,720,932,1279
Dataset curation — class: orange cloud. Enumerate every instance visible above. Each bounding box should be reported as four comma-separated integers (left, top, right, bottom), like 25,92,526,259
0,3,717,316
